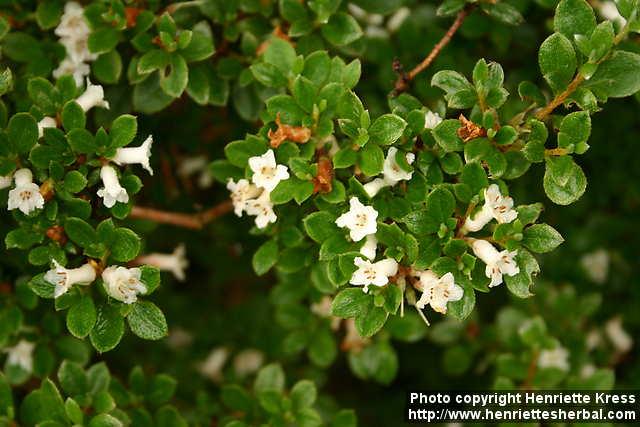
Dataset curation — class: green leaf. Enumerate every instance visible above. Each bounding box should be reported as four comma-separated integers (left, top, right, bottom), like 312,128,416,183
359,143,384,176
331,288,370,318
538,33,577,92
264,38,297,73
291,380,317,411
254,364,285,393
65,217,97,248
225,137,267,168
303,211,339,243
522,224,564,253
180,22,215,62
543,155,587,205
58,360,89,396
355,305,388,337
147,374,177,406
321,12,363,46
67,295,97,338
90,304,125,353
36,1,63,29
558,111,591,150
8,112,38,154
88,27,120,54
432,119,464,152
88,413,123,427
127,301,168,340
584,51,640,98
93,50,123,84
160,54,188,98
504,249,540,298
252,239,279,275
368,114,406,145
482,2,523,25
61,101,86,131
110,228,141,262
554,0,596,39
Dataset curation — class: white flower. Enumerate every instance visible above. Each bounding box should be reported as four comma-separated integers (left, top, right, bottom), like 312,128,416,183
0,174,12,189
5,340,35,372
470,239,519,287
463,184,517,232
233,349,264,377
359,234,377,260
248,149,289,192
580,249,609,284
55,2,90,39
600,1,626,27
364,148,414,196
386,7,410,32
415,271,463,314
424,111,443,129
245,192,277,229
38,116,57,138
605,317,633,353
59,34,97,64
365,25,388,38
226,178,261,217
586,329,602,351
101,266,147,304
538,346,570,371
336,197,378,242
199,346,228,383
53,58,90,87
97,165,129,208
44,260,96,298
8,168,45,215
76,79,109,112
383,147,414,183
349,256,398,293
135,244,189,282
112,135,153,175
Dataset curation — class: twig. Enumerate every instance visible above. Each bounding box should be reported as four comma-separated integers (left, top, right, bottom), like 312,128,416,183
129,200,233,230
392,8,469,95
534,74,585,121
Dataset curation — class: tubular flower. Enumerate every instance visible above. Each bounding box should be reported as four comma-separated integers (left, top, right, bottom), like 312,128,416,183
336,197,378,242
75,79,110,112
112,135,154,175
364,147,415,197
8,168,45,215
44,260,96,298
0,174,12,189
359,234,378,260
415,271,463,314
349,256,398,293
463,184,517,233
37,116,57,138
101,266,147,304
470,239,520,287
97,165,129,208
135,244,189,282
248,149,290,192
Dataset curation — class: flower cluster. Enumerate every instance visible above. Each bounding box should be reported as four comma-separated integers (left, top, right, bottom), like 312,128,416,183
53,2,96,86
227,149,290,228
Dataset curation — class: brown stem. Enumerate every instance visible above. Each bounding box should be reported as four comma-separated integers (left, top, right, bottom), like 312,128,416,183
520,350,539,391
129,200,233,230
534,74,585,121
392,8,469,95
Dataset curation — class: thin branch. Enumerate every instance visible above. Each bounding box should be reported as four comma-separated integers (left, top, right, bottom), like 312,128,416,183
129,200,233,230
392,8,469,95
534,74,585,121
